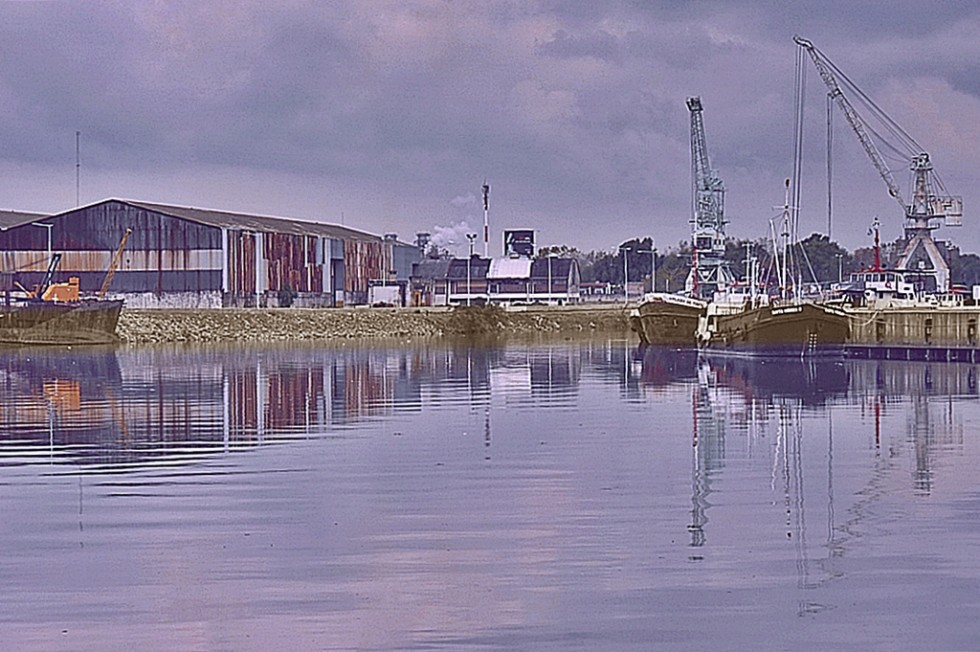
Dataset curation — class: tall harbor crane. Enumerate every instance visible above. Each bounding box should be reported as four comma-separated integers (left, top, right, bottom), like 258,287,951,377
685,97,735,299
794,36,962,292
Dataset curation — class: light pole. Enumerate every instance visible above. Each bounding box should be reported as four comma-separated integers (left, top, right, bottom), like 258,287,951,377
547,251,553,305
620,246,629,305
466,233,477,306
650,240,656,293
836,253,843,283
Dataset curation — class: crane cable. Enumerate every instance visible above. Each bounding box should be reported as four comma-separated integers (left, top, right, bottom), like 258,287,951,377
0,255,55,275
790,46,822,289
792,44,806,247
819,50,922,155
813,42,952,199
826,93,833,240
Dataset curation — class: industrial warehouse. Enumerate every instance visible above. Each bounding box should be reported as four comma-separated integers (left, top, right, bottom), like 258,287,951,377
0,199,581,310
0,199,422,309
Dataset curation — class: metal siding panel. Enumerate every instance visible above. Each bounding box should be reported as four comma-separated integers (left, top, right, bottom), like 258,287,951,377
243,232,255,294
121,270,224,293
222,228,229,292
255,232,264,295
9,270,223,294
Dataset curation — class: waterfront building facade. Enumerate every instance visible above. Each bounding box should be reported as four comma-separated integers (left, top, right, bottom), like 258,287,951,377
0,199,417,308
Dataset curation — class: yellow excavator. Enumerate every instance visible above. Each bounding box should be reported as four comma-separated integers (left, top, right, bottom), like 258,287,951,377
14,253,79,301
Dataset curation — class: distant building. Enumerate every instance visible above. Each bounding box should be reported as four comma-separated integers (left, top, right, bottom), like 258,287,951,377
0,199,414,308
409,258,452,306
410,254,580,306
447,256,491,305
529,257,580,304
579,281,613,298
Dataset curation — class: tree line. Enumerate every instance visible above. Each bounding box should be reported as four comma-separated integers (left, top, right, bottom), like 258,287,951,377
539,234,980,290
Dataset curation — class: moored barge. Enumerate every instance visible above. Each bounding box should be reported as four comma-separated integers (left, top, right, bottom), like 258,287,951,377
699,300,851,357
629,293,706,346
0,298,124,345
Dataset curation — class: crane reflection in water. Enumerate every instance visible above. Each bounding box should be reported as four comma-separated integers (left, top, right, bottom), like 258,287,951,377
635,345,972,610
0,342,971,481
0,339,979,643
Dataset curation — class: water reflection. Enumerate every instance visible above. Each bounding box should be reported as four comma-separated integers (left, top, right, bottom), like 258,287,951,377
0,342,600,471
3,341,980,649
0,344,974,477
633,347,973,502
635,347,979,616
633,344,699,387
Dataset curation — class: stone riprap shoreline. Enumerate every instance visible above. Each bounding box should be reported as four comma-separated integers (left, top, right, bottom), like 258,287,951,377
117,304,631,344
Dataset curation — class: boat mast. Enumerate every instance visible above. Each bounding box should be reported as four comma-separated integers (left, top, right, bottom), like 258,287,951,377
872,216,882,272
781,179,791,301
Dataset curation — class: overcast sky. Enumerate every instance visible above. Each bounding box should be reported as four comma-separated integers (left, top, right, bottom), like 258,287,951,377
1,1,979,256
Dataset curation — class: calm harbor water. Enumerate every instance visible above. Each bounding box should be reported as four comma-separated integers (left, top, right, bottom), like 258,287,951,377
2,338,980,650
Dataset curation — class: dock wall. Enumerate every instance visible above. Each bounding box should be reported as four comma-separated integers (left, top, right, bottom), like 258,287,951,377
846,307,980,361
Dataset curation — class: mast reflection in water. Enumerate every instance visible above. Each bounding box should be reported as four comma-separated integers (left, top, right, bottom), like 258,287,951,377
2,341,980,650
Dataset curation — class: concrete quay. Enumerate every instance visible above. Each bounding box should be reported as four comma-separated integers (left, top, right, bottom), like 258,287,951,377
846,305,980,361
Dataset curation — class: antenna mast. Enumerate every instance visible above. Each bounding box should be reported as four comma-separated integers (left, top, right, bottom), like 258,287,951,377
482,180,490,258
75,131,81,206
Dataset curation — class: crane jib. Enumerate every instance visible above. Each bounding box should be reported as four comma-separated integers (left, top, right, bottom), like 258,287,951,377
793,35,963,294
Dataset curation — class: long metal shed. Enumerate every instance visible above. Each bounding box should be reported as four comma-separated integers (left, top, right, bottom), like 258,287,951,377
0,199,391,308
0,209,48,230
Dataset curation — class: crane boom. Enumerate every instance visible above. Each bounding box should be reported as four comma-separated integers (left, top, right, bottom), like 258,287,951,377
795,36,963,292
99,228,132,298
794,36,907,212
687,96,726,232
688,97,711,197
37,252,63,298
685,97,733,299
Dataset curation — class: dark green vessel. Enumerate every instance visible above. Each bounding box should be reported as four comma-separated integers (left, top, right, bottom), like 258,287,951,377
698,300,850,356
0,298,124,345
630,293,707,346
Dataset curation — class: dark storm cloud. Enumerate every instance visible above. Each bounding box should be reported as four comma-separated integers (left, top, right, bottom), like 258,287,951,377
0,1,979,252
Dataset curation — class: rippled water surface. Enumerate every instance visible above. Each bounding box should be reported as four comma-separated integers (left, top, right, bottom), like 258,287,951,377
3,339,980,650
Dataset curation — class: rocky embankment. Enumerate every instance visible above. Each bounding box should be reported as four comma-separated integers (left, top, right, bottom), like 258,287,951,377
117,304,631,344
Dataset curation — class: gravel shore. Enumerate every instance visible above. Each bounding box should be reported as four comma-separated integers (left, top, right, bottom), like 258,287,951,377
116,304,631,344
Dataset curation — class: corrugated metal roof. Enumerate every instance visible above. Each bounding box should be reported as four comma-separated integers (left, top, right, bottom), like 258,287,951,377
446,257,491,280
488,257,532,279
70,199,384,242
0,209,48,230
411,258,452,279
530,257,573,279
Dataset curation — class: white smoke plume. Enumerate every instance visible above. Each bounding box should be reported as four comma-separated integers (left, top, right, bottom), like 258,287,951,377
450,192,477,208
429,221,476,255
